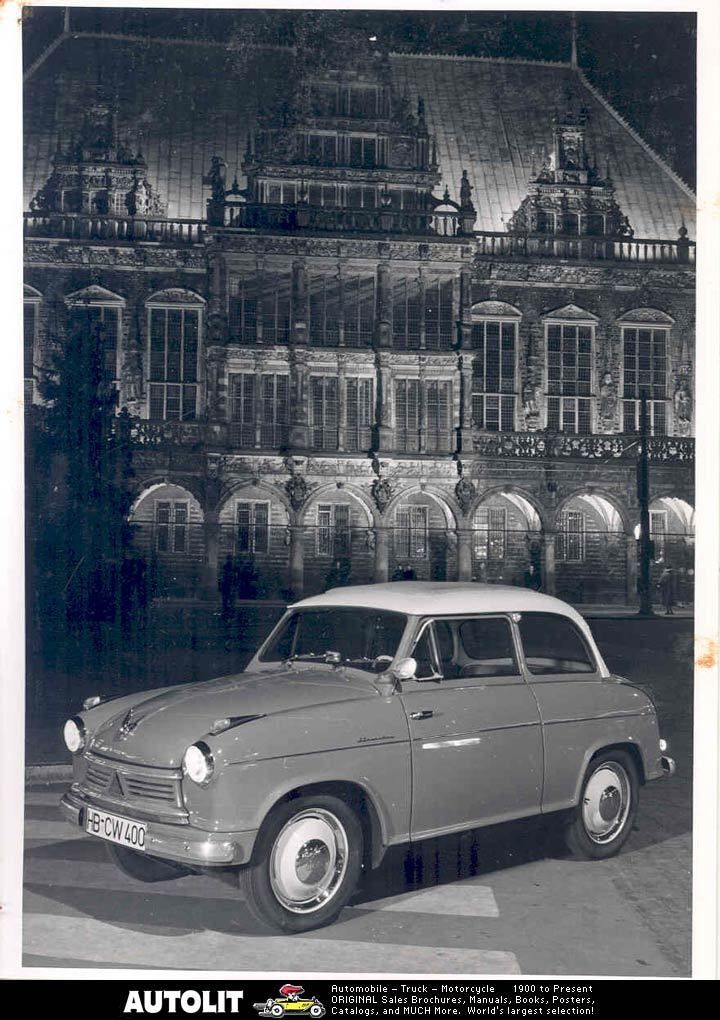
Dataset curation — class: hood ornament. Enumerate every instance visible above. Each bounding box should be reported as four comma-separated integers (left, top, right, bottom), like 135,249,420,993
118,708,139,738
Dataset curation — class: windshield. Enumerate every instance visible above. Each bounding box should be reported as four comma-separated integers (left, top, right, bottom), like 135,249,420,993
259,607,408,673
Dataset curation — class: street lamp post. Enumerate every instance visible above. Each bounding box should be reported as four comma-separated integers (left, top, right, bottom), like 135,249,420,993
637,388,655,616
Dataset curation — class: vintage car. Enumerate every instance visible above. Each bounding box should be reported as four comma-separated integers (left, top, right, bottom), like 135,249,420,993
253,985,325,1017
60,582,675,933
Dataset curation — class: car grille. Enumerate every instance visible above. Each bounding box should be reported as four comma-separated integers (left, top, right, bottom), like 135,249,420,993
80,754,184,816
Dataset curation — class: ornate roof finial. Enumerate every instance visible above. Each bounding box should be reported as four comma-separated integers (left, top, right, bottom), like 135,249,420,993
417,96,427,132
570,11,578,68
431,135,438,169
678,217,688,240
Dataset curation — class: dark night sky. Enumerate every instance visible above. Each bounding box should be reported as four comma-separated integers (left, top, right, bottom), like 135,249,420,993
22,6,696,188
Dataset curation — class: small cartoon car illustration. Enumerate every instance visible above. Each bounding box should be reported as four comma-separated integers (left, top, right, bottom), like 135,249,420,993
253,985,325,1018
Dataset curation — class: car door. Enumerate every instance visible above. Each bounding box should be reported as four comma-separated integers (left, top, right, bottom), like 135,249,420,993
399,614,543,839
516,611,606,813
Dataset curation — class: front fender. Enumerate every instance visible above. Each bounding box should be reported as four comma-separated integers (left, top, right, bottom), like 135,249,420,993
182,740,412,851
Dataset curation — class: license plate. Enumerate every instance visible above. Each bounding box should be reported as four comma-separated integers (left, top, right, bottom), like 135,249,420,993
85,807,147,850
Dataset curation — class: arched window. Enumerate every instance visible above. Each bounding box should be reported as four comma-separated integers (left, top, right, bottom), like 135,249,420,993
146,289,205,422
65,285,125,383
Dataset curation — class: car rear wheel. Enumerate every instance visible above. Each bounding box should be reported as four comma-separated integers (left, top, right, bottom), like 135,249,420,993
105,843,191,882
564,750,639,860
239,794,363,933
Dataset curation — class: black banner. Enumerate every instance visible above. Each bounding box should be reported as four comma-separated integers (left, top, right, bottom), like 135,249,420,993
0,979,703,1014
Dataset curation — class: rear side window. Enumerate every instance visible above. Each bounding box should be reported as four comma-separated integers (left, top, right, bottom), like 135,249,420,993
456,617,519,678
518,613,596,675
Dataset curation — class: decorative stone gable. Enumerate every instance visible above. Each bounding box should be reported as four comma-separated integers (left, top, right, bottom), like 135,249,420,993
30,102,164,219
508,96,628,239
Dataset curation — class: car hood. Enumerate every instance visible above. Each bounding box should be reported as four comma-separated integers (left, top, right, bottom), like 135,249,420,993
87,666,377,767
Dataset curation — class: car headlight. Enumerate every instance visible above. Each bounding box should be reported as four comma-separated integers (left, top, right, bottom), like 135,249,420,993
183,741,214,785
63,716,87,754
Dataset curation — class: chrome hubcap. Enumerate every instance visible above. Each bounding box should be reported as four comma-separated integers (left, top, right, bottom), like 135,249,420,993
269,809,348,914
582,762,631,844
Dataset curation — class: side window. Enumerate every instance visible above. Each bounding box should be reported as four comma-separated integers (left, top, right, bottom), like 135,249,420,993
518,613,596,675
457,617,519,678
412,626,438,680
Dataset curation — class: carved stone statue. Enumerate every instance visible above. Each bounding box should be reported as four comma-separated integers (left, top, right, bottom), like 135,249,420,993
285,473,308,512
674,380,693,434
599,371,617,419
203,156,228,203
371,477,393,515
121,356,143,406
460,169,473,209
522,382,539,417
455,476,476,516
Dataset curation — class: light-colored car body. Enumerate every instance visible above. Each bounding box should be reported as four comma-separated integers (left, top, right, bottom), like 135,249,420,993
60,582,674,929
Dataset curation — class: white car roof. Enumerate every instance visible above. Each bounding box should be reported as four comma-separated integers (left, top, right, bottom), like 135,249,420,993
288,583,608,677
294,581,582,622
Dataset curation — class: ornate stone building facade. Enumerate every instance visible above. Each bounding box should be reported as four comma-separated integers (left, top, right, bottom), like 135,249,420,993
23,31,695,604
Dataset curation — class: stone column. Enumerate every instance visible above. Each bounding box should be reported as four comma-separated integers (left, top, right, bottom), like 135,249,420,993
292,259,309,345
337,354,347,452
336,262,345,347
375,351,393,452
374,524,390,583
418,355,428,454
626,533,638,606
543,530,556,596
376,262,392,348
253,354,264,448
289,349,310,449
202,512,220,598
289,524,305,597
418,267,426,350
459,354,474,452
457,527,473,582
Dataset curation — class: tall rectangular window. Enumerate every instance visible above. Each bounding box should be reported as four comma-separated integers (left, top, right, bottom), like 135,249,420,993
310,376,339,450
471,320,516,431
346,377,373,451
622,327,668,436
260,374,290,447
236,501,269,555
229,277,257,342
425,380,453,452
309,276,340,346
395,378,421,452
392,278,422,349
230,373,256,447
261,274,292,343
148,306,200,421
69,304,120,381
547,323,592,434
343,275,375,347
317,503,351,557
557,510,586,562
473,507,506,561
396,505,429,560
424,279,454,350
155,501,188,554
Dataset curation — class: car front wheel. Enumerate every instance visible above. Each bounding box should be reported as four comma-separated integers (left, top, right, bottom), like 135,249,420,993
105,843,192,882
564,750,639,859
239,794,363,933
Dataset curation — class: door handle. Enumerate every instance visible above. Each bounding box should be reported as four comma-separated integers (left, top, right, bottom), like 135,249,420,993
410,709,434,720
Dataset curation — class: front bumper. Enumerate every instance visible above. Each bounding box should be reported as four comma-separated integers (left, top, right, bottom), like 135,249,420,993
60,789,258,867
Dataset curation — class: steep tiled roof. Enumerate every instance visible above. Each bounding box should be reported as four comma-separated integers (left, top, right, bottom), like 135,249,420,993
24,34,695,239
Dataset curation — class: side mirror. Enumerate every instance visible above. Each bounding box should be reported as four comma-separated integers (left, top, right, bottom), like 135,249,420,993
391,657,417,681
